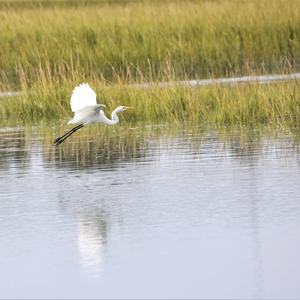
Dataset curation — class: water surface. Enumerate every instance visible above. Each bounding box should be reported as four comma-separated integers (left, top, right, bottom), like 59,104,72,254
0,124,300,299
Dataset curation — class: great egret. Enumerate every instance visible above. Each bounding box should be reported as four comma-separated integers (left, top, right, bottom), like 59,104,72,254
53,83,132,146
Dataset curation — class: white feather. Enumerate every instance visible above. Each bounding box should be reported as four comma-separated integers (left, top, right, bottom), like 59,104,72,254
70,83,97,112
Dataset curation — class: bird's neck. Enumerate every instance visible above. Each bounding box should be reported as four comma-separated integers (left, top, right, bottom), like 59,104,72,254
100,109,119,125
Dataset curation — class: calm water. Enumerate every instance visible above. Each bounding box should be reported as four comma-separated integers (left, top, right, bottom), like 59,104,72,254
1,124,300,299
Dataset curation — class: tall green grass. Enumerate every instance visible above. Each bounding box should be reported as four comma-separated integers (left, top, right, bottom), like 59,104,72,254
0,0,299,127
1,80,299,128
0,0,299,86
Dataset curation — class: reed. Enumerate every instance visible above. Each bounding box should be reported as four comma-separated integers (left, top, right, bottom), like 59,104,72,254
0,0,299,86
0,0,299,127
1,79,299,128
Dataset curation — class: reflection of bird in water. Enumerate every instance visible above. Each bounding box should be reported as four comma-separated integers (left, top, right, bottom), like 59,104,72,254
77,214,107,273
54,83,133,146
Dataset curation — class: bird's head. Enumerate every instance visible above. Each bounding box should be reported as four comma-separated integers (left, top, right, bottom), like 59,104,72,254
115,106,133,113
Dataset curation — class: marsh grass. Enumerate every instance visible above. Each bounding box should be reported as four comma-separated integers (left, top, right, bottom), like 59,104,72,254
1,79,299,128
0,0,299,86
0,0,299,127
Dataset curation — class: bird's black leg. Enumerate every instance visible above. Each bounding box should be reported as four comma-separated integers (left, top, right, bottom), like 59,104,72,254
53,124,84,146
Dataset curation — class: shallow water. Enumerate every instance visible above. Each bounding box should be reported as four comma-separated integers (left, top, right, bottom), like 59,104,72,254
1,124,300,299
131,72,300,89
1,73,300,97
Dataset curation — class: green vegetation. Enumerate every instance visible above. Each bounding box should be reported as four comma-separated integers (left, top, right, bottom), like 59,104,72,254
0,0,299,126
0,0,299,85
1,80,299,128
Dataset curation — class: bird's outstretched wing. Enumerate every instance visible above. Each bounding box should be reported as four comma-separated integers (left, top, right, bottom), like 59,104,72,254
70,83,97,112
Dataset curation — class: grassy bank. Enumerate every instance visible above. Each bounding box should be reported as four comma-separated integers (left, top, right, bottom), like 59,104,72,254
1,80,299,128
0,0,299,86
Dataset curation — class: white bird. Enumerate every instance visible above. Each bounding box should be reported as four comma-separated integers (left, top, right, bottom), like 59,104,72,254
54,83,132,146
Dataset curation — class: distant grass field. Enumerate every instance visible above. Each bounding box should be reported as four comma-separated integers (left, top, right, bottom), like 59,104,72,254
0,0,299,87
0,0,299,126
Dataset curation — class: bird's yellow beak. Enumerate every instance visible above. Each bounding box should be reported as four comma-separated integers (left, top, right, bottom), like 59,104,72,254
125,106,134,109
